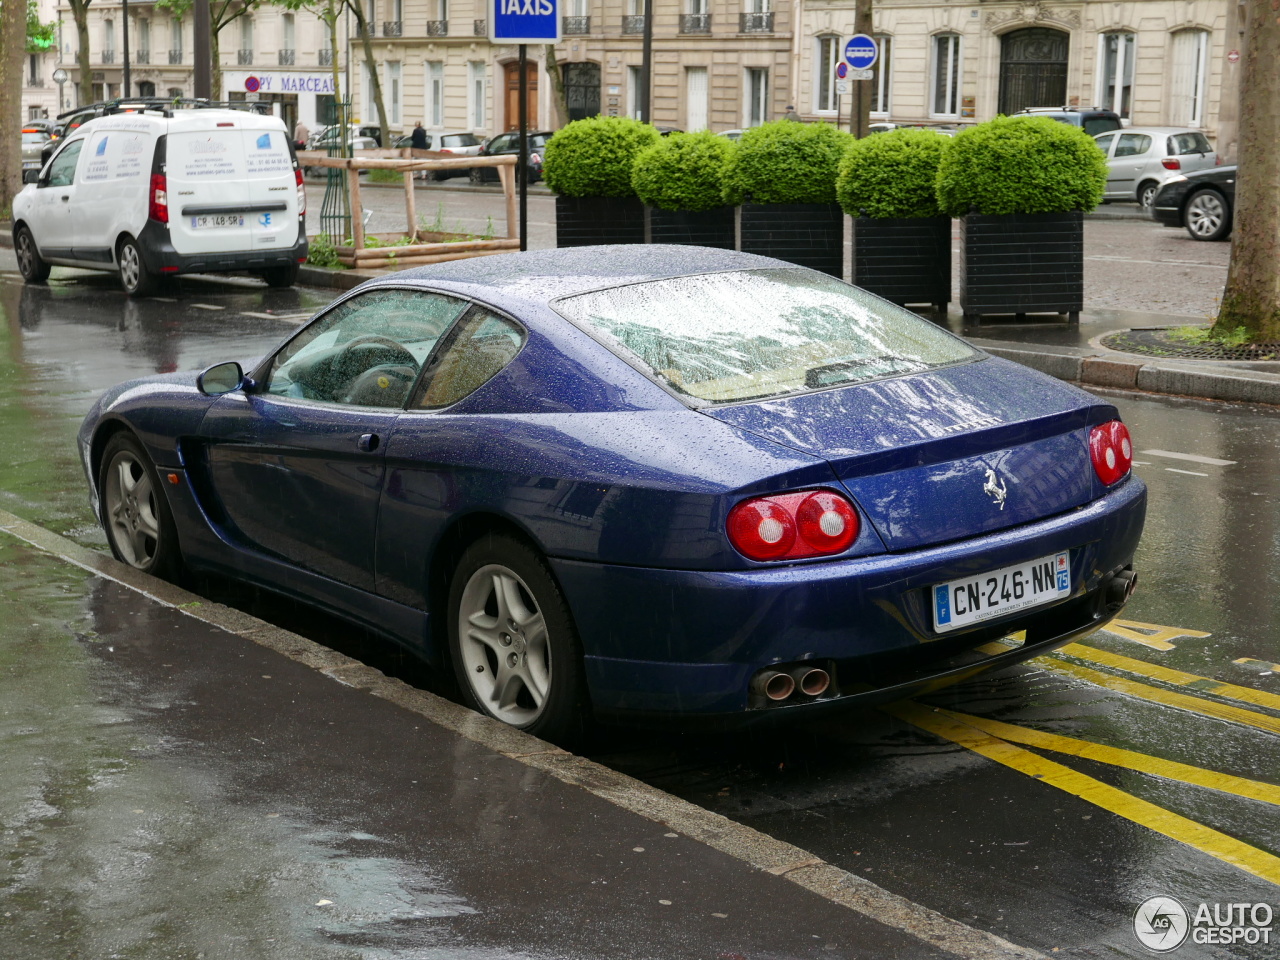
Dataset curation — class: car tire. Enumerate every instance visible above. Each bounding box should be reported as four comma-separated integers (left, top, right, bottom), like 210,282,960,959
99,432,182,580
262,263,300,288
1137,181,1159,210
1184,189,1232,241
14,225,51,283
469,167,485,186
117,235,157,296
447,533,589,746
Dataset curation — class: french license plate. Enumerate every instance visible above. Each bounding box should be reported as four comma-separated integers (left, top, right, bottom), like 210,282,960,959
191,214,245,229
933,551,1070,633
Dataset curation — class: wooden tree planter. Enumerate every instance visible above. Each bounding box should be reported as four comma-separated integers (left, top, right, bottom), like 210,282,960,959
556,196,646,247
958,211,1083,322
738,203,844,277
336,231,520,269
852,216,951,313
645,205,736,249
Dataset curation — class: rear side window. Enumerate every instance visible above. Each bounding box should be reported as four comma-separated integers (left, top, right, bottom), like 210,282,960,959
557,268,976,404
1169,132,1211,155
442,133,480,148
417,310,525,409
1114,134,1152,158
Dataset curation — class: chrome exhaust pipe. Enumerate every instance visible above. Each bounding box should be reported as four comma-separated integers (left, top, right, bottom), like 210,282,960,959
789,665,830,697
751,669,796,702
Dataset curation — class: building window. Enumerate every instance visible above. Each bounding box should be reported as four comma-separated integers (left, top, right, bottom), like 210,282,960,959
137,20,151,61
104,19,115,58
362,61,375,123
469,61,486,130
388,61,402,125
931,34,960,117
1169,29,1208,127
685,66,708,131
171,19,183,61
28,54,38,84
745,66,769,127
871,35,892,116
1097,32,1135,118
815,35,839,114
628,64,643,119
428,61,444,127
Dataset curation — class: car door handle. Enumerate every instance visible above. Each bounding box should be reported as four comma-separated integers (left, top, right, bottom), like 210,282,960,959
357,433,380,452
60,195,70,202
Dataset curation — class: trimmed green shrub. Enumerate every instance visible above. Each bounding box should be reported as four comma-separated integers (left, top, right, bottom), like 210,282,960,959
722,121,851,205
837,128,949,219
542,116,662,198
935,115,1107,216
630,131,734,212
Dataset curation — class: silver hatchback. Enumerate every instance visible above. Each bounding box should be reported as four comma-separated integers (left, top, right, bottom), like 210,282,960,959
1094,128,1217,208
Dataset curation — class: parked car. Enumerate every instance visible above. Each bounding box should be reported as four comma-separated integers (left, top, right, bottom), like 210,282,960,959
1093,128,1217,208
13,106,307,295
77,245,1145,744
467,130,551,184
309,123,384,149
21,127,51,172
717,129,744,141
1149,164,1236,241
391,130,483,180
1017,106,1123,136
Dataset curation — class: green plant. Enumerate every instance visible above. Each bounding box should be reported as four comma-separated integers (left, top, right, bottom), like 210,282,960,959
419,203,447,233
306,233,344,269
1170,324,1252,347
368,168,403,184
630,131,734,212
837,129,950,219
541,116,662,198
721,121,851,206
935,115,1107,216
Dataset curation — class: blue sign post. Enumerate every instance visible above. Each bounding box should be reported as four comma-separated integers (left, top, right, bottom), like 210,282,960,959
489,0,561,44
844,34,878,71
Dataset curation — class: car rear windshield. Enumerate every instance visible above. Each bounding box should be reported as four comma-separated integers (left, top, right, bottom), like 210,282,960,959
1169,132,1212,155
556,269,978,404
442,134,480,147
1083,116,1122,136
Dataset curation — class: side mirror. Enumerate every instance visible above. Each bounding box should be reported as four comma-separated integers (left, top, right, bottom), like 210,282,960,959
197,361,245,396
22,169,40,184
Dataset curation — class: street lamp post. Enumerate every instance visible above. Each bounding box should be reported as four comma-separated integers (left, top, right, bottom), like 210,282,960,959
53,67,69,112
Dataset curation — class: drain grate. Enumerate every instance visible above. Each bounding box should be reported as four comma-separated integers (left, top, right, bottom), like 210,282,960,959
1100,328,1280,361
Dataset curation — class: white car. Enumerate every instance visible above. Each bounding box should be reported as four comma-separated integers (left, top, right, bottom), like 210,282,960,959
1093,127,1218,209
12,106,308,295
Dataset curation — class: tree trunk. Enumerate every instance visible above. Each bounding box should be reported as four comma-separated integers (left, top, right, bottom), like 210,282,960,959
851,0,873,138
211,24,222,99
0,0,25,214
327,1,341,107
544,44,568,128
70,0,94,106
354,11,390,148
1213,0,1280,340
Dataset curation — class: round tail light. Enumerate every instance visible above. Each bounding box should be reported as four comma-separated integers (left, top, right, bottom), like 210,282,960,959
796,490,859,553
726,498,796,561
727,489,860,561
1089,420,1133,485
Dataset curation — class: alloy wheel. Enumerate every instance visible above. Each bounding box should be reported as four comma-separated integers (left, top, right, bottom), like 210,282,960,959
16,233,33,273
103,450,162,568
1186,193,1226,239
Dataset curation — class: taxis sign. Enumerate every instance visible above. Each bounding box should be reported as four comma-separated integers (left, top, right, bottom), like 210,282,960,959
490,0,561,43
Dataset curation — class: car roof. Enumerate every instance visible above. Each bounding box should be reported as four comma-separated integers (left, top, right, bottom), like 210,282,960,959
378,245,791,310
1096,127,1211,136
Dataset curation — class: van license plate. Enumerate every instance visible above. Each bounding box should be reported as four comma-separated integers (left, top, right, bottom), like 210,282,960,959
933,551,1070,633
191,214,245,229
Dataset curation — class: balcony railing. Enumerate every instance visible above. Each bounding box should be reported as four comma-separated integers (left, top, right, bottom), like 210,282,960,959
739,11,773,32
168,49,183,64
26,76,45,87
237,48,252,64
473,19,486,35
101,50,116,63
319,47,333,66
680,13,710,33
622,14,645,34
278,48,295,66
356,24,374,39
383,20,402,36
427,19,448,35
136,49,151,64
563,15,590,34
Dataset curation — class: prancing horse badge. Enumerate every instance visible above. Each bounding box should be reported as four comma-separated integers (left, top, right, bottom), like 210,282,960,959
983,468,1008,510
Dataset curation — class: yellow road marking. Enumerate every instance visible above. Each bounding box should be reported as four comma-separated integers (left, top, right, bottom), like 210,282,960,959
1041,658,1280,737
886,701,1280,887
1101,619,1211,651
1236,657,1280,673
1054,643,1280,714
934,708,1280,807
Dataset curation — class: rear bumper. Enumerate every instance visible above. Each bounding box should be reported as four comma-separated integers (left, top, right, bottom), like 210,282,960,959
553,476,1146,718
138,218,308,275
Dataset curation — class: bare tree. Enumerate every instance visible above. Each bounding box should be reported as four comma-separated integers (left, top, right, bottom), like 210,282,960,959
1,0,26,214
1213,0,1280,340
343,0,390,149
544,45,568,128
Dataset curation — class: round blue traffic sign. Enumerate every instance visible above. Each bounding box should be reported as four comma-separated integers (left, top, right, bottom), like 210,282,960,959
845,34,878,70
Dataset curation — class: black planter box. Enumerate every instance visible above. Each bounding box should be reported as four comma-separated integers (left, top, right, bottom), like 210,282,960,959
958,211,1083,321
738,202,844,277
556,195,645,247
645,205,736,249
851,215,951,312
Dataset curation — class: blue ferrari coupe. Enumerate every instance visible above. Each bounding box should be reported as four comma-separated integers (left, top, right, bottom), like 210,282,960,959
80,246,1145,743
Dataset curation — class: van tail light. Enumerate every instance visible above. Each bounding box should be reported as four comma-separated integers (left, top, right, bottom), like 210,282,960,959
1215,155,1223,165
1161,158,1181,170
295,166,306,216
727,489,860,561
1089,420,1133,486
149,173,168,223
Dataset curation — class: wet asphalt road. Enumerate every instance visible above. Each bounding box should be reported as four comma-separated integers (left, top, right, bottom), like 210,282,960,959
1,217,1277,959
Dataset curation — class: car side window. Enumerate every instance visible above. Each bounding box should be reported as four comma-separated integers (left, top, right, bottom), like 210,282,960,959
1114,134,1151,158
45,139,84,187
265,289,467,407
417,309,525,409
489,134,512,152
1094,133,1116,155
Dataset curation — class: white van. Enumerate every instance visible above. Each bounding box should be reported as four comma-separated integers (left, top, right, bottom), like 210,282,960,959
12,105,308,295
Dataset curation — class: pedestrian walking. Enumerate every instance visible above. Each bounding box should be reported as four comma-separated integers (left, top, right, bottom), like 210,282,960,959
411,122,429,150
780,105,800,121
293,120,310,150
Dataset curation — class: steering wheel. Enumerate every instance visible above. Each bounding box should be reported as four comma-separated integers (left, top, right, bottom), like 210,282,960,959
330,335,420,402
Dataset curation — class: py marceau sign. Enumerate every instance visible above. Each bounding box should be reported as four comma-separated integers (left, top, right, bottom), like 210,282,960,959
490,0,561,44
